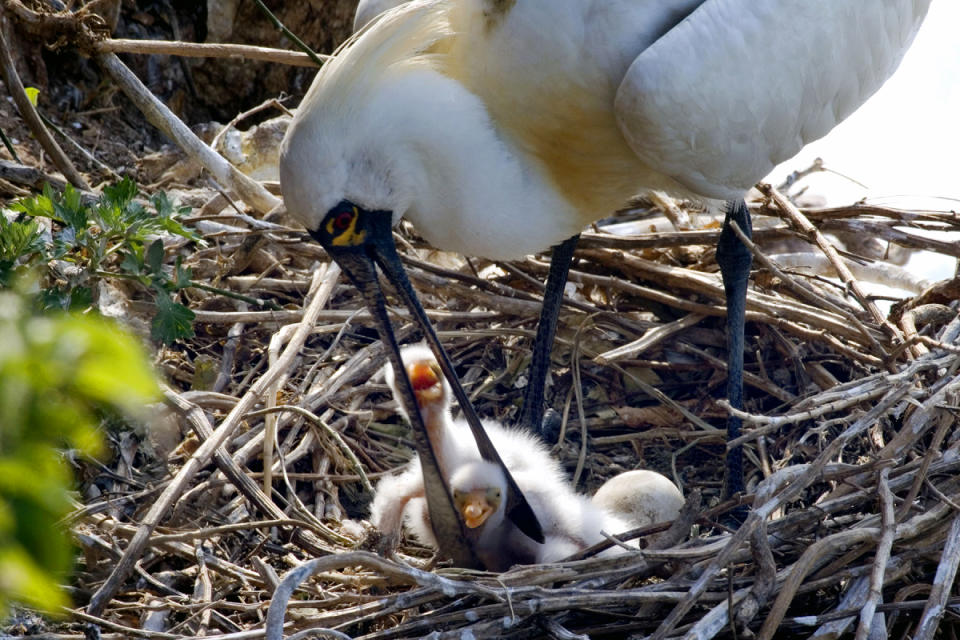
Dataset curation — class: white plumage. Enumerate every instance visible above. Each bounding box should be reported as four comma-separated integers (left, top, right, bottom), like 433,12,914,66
449,459,638,569
371,344,643,569
354,0,408,30
615,1,930,199
370,344,567,556
381,344,566,479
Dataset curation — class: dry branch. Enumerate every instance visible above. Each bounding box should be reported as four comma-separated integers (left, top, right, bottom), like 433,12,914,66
95,38,323,66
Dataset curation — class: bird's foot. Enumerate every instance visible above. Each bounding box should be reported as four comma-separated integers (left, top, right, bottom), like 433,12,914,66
359,527,401,558
538,408,563,443
719,499,749,530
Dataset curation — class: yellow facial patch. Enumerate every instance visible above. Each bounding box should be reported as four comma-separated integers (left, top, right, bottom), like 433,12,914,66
325,207,367,247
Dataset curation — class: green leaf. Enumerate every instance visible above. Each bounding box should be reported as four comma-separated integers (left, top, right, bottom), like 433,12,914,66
151,289,195,344
151,191,200,242
68,286,93,311
0,216,44,283
37,286,70,311
146,238,165,275
0,296,161,615
173,257,192,290
8,191,53,220
55,314,159,415
101,176,137,209
119,249,143,277
0,547,70,616
23,87,39,107
50,185,87,230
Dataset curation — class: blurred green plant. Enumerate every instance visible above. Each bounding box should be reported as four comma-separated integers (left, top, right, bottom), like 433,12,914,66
2,178,200,343
0,285,159,616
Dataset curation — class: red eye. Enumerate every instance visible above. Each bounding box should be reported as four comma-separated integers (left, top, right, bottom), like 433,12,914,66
333,210,354,231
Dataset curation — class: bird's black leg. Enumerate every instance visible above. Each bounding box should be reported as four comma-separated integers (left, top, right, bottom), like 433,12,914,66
716,199,752,502
517,233,580,435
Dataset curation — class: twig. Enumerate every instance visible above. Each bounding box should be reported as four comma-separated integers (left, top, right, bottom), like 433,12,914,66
94,52,279,215
725,218,882,356
0,14,89,189
265,553,502,640
653,379,918,640
36,109,121,179
913,514,960,640
0,157,71,190
811,574,873,638
85,263,340,616
95,38,324,66
214,318,245,392
569,316,592,487
854,467,894,640
0,122,21,162
251,0,327,68
759,528,879,640
758,183,903,351
99,271,282,309
577,248,879,347
192,543,213,636
594,312,705,364
246,404,374,494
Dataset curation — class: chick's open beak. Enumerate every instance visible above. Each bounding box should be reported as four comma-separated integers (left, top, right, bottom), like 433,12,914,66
311,216,480,567
459,490,497,529
408,361,444,408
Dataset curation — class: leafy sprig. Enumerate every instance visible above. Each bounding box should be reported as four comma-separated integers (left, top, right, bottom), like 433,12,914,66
3,178,200,343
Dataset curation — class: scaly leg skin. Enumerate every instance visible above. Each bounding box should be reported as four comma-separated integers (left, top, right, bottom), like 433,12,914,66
517,234,580,436
716,198,752,517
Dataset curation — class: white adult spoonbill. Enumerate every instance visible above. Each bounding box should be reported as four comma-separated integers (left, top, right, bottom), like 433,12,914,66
280,0,931,561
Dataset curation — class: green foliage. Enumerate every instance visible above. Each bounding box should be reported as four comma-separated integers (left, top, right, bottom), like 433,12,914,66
0,289,160,616
3,178,200,343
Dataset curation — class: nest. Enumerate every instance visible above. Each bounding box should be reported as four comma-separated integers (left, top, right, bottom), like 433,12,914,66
61,183,960,640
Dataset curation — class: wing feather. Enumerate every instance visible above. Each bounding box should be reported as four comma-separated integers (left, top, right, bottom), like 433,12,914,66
616,0,932,199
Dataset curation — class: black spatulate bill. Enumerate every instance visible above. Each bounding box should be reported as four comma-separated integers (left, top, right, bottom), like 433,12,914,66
309,202,545,557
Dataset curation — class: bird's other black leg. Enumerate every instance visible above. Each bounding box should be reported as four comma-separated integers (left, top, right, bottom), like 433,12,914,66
516,234,579,436
716,198,752,505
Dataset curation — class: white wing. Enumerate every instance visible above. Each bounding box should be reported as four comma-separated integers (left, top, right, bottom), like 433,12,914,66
615,0,932,199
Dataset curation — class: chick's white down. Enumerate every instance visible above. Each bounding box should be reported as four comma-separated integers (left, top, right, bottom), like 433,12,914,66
370,345,566,551
370,345,646,568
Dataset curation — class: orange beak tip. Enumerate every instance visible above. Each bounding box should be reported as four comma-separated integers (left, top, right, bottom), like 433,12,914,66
462,499,492,528
408,362,439,391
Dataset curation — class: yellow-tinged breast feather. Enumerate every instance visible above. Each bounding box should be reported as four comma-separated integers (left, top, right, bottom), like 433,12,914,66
440,1,684,219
